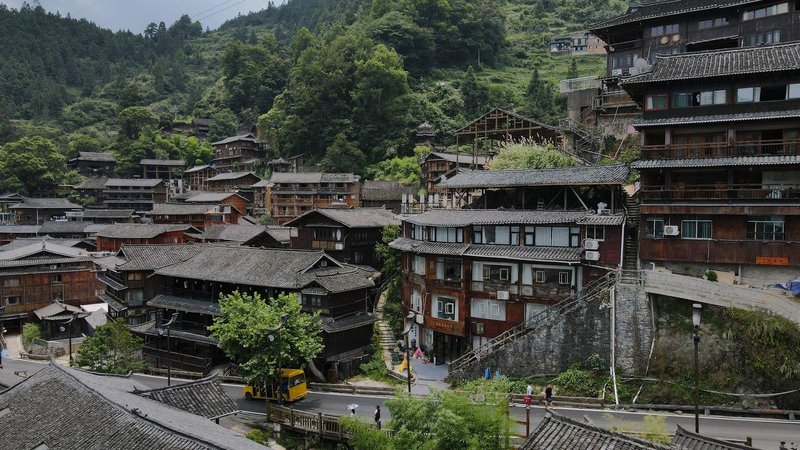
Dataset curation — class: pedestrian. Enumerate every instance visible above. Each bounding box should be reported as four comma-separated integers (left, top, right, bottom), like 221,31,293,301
348,403,358,416
374,405,381,429
526,384,533,397
545,384,553,407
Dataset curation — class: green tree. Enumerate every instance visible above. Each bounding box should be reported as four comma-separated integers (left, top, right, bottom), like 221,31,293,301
0,136,66,194
209,292,324,385
566,59,579,80
487,139,574,170
208,109,239,143
22,323,41,350
365,156,421,186
73,319,147,374
320,132,366,174
67,134,104,159
376,225,403,334
524,68,560,125
118,106,158,139
460,66,490,119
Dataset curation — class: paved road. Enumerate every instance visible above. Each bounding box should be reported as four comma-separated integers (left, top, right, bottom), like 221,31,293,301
2,358,799,448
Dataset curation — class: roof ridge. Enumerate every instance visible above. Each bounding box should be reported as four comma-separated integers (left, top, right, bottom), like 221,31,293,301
540,410,670,449
655,40,800,60
673,424,756,449
135,374,220,395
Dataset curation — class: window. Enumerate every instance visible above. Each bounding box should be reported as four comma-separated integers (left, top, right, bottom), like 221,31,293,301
745,30,781,46
611,53,634,70
313,227,341,241
126,290,144,305
787,83,800,99
430,227,463,243
471,298,507,321
473,226,518,245
646,95,668,110
528,267,573,286
434,296,458,321
737,87,760,103
646,219,665,238
524,226,535,245
483,264,511,282
748,216,785,240
410,290,422,312
674,90,726,107
681,219,712,240
52,274,62,283
586,225,605,241
558,272,572,285
4,296,19,305
411,224,424,240
651,24,679,36
3,278,19,287
742,2,789,20
698,17,729,29
412,256,426,275
435,257,463,280
534,227,580,247
127,273,144,281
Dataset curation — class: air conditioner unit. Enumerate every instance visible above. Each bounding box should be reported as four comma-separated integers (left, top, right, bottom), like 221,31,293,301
497,291,510,300
471,322,485,336
584,239,600,250
611,68,623,77
416,313,424,325
663,225,680,236
628,67,640,76
585,251,600,261
334,243,344,250
598,208,611,215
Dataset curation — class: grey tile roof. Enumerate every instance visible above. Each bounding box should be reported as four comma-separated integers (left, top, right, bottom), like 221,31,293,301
206,172,259,182
0,237,81,251
632,155,800,169
269,172,358,184
97,292,127,312
321,173,358,183
38,221,94,234
405,209,589,227
75,151,116,162
148,294,221,316
202,224,267,242
140,159,186,166
670,425,755,450
389,238,584,262
185,193,245,203
147,204,219,216
576,214,626,226
0,256,93,270
0,364,267,450
321,312,377,333
389,238,471,256
11,197,82,210
131,320,219,346
285,208,400,229
521,411,669,450
590,0,759,30
0,225,40,234
185,165,215,174
32,302,87,320
105,178,164,188
437,165,629,189
136,376,237,420
95,224,197,239
264,226,292,244
117,244,206,271
632,109,800,128
361,180,418,201
210,134,258,146
623,42,800,85
97,273,127,290
426,151,488,165
0,240,89,260
309,264,377,293
82,209,136,219
75,177,109,190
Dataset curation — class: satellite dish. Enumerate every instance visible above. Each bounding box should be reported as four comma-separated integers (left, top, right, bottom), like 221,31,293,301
672,34,681,43
659,36,669,45
633,58,652,72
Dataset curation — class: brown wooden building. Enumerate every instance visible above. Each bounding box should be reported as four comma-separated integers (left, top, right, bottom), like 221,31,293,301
210,134,265,173
267,172,361,225
11,197,83,225
181,192,249,216
183,165,218,191
145,204,241,231
286,208,399,269
205,172,261,193
95,224,199,252
67,152,117,177
103,179,167,211
361,180,418,213
140,159,186,181
622,41,800,284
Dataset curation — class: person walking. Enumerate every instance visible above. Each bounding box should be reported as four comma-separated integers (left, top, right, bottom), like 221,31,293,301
544,384,553,407
374,405,382,429
526,384,533,397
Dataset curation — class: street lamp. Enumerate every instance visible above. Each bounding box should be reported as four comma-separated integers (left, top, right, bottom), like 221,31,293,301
692,303,702,434
267,313,289,416
401,311,416,394
58,311,80,365
157,312,179,386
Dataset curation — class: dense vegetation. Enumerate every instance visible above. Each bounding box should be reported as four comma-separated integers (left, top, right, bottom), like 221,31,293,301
0,0,625,187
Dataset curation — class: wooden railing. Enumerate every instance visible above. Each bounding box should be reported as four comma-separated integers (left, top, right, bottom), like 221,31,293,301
640,184,800,201
266,404,393,442
641,139,800,160
593,91,636,109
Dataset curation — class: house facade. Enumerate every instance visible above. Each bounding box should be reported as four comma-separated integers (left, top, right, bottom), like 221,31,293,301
94,224,198,252
621,41,800,284
11,197,83,225
103,179,167,211
210,134,265,173
145,203,241,231
267,172,361,225
183,165,218,191
67,151,116,177
205,172,261,193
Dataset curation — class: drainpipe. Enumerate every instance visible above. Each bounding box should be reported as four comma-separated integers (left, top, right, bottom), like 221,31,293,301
610,284,619,405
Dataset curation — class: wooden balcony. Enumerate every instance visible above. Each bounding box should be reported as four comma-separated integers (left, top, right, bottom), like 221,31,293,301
471,281,518,295
641,238,800,266
429,279,463,290
520,284,574,299
641,139,800,161
640,183,800,202
593,91,636,109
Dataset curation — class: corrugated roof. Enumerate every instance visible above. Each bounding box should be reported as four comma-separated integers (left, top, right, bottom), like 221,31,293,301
521,411,669,450
285,208,400,229
590,0,760,30
405,209,588,227
437,165,629,189
139,159,186,166
576,214,627,226
206,171,259,182
95,224,196,239
632,109,800,128
632,155,800,169
622,42,800,85
105,178,164,188
136,376,237,420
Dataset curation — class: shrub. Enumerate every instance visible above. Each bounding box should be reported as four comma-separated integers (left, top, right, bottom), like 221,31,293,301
555,365,600,397
245,428,272,444
704,270,718,282
22,323,41,350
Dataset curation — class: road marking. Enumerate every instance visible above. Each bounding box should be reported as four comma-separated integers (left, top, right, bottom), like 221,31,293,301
512,405,800,425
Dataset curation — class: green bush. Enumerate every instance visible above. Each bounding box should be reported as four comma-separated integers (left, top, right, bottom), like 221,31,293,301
704,270,718,282
22,323,41,350
245,428,272,444
555,365,600,397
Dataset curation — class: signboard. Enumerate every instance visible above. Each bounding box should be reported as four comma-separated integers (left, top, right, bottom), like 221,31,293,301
425,317,466,336
756,256,789,266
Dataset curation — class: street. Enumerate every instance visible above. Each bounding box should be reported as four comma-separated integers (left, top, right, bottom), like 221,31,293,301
2,357,799,448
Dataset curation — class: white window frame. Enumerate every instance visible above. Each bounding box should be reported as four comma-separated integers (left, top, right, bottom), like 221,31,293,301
534,270,546,283
471,298,506,321
412,255,425,275
558,272,571,285
787,83,800,99
433,296,458,321
681,219,713,240
410,290,422,312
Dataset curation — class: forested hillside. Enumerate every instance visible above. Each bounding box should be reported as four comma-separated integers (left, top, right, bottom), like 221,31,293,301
0,0,630,192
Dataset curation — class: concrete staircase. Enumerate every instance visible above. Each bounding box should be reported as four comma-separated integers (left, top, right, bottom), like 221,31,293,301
559,118,604,164
373,293,411,382
621,195,640,283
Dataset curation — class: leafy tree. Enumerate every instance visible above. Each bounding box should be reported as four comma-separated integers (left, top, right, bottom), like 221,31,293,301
460,66,490,119
67,134,105,159
208,109,239,143
118,107,158,139
257,214,274,225
365,156,421,186
209,291,324,384
0,136,66,194
22,323,41,350
487,139,574,170
376,225,403,334
320,132,366,174
566,58,579,80
73,319,147,374
524,68,559,125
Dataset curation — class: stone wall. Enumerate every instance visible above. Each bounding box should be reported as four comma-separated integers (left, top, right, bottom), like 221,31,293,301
614,283,654,375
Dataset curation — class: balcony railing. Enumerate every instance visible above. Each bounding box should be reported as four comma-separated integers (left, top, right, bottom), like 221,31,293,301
642,139,800,160
640,184,800,201
471,281,518,295
430,279,463,290
593,91,636,109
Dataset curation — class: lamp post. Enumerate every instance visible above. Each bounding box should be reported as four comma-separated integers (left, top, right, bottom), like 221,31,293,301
401,311,416,394
0,305,6,369
692,303,702,434
58,311,79,365
267,313,289,418
157,312,179,386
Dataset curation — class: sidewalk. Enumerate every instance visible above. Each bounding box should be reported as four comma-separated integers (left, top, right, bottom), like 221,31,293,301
410,358,449,395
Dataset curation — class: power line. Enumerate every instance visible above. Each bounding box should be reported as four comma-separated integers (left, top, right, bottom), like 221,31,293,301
190,0,239,18
74,0,107,14
194,0,252,23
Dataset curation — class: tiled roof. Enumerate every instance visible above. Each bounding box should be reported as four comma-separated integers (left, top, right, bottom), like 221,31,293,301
0,240,89,260
426,151,488,165
11,197,82,210
131,320,219,346
623,42,800,85
33,302,87,320
405,209,588,227
139,159,186,166
184,192,244,203
202,224,268,242
269,172,358,184
97,292,127,312
0,364,266,450
75,177,109,190
81,209,136,219
117,244,206,271
0,237,81,250
95,224,197,239
670,425,754,450
576,214,627,226
264,226,292,244
148,294,221,316
321,312,377,333
185,165,216,174
590,0,759,30
136,376,237,420
210,134,258,146
310,264,377,293
389,238,583,262
0,225,40,234
632,155,800,169
521,411,669,450
97,273,127,290
75,151,116,162
147,203,219,216
38,221,94,234
285,208,400,229
105,178,164,188
438,165,629,189
206,171,259,182
361,180,418,201
389,238,470,256
0,256,92,270
632,109,800,128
